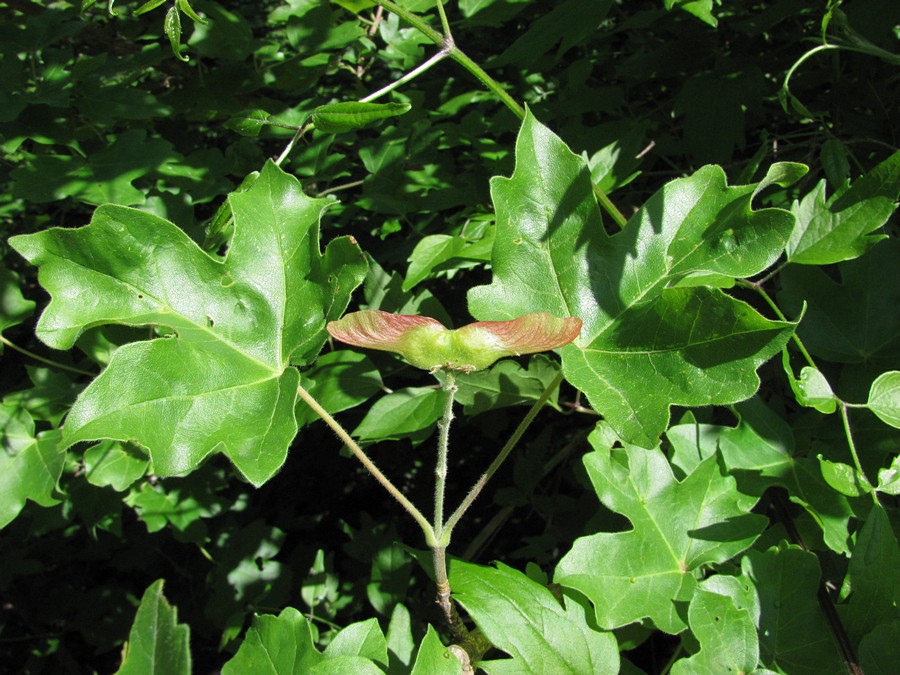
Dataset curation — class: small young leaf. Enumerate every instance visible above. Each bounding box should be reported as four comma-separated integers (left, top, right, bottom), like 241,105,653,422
225,109,271,137
818,455,871,497
352,387,444,442
164,6,188,62
876,455,900,495
116,580,191,675
783,357,837,413
867,371,900,428
134,0,166,16
176,0,206,24
311,102,412,134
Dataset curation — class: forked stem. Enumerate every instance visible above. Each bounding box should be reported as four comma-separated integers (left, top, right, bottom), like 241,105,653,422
295,382,435,543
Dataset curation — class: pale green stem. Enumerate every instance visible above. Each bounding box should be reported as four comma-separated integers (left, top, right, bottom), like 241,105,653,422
374,0,625,227
441,370,565,543
839,402,879,506
274,123,313,167
0,335,95,377
739,280,817,368
376,0,525,119
434,372,457,540
296,382,436,543
360,48,450,103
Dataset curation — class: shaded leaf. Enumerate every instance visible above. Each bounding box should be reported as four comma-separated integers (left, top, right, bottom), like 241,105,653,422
312,102,412,134
352,387,444,442
837,506,900,645
296,350,383,427
116,579,191,675
11,161,366,485
451,560,619,674
555,430,766,633
0,266,35,339
779,239,900,368
226,109,272,137
742,546,844,674
0,405,64,529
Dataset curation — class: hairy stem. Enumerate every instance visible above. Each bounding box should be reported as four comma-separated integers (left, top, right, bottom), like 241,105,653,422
740,281,816,367
442,370,565,542
296,382,436,543
839,403,879,505
434,372,457,541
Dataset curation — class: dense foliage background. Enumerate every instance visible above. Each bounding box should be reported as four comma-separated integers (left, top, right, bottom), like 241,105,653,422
1,0,898,673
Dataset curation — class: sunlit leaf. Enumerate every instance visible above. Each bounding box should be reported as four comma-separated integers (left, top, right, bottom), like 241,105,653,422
11,161,366,485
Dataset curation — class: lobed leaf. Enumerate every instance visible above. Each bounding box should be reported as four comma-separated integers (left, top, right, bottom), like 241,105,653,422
469,111,797,448
555,429,766,633
10,161,366,486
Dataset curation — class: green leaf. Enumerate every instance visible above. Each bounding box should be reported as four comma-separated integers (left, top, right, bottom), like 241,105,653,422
876,454,900,495
84,441,150,491
667,398,857,554
323,617,387,665
410,625,462,674
11,130,176,206
742,546,845,673
451,355,561,416
225,109,272,137
469,112,797,448
837,506,900,645
222,607,321,674
778,238,900,368
176,0,206,24
867,371,900,428
451,560,619,674
311,102,412,134
782,354,837,413
0,405,64,529
403,233,492,292
10,161,366,486
352,387,444,442
116,579,191,675
818,455,871,497
555,431,766,633
0,266,35,340
385,603,414,668
786,151,899,265
859,621,900,674
296,350,383,427
165,6,188,62
670,589,759,674
134,0,166,16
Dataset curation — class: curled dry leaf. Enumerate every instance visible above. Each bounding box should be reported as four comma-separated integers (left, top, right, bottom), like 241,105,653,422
327,310,582,372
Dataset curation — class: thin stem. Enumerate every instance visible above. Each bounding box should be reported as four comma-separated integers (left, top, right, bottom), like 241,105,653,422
316,179,365,197
839,402,879,506
360,48,450,103
274,123,313,167
434,372,457,540
295,382,436,543
0,335,95,377
593,183,628,230
434,0,451,39
442,370,564,542
376,0,525,119
739,280,817,367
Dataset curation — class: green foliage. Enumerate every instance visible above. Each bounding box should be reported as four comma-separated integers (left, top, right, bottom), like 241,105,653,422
2,0,897,671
